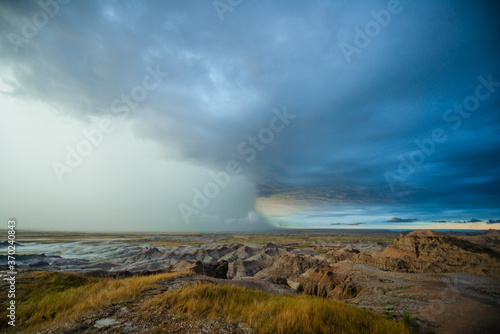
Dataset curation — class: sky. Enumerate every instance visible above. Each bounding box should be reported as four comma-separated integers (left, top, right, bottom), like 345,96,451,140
0,0,499,232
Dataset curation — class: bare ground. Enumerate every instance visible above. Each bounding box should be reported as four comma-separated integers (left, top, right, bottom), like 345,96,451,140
337,263,500,334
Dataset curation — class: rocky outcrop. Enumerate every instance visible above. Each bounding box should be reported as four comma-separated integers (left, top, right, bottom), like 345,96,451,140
458,229,500,253
354,253,446,273
297,268,358,300
325,247,360,263
298,268,345,298
328,281,360,300
256,255,326,280
227,259,270,279
170,260,204,273
204,260,229,279
355,230,500,277
269,276,288,285
12,229,500,282
132,247,164,261
171,260,228,279
381,230,499,263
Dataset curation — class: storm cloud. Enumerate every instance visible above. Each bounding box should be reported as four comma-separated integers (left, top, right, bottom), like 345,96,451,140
1,0,499,231
387,217,420,223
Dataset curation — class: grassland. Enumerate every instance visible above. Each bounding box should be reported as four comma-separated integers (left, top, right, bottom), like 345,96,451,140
3,229,398,249
0,270,187,333
0,270,411,333
144,281,410,334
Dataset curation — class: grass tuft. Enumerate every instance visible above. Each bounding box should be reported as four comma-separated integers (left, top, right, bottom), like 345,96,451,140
403,310,420,332
0,270,186,333
1,270,414,333
144,281,410,334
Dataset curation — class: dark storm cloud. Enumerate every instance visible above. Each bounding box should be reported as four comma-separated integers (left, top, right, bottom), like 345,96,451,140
387,217,419,223
452,218,486,224
1,0,499,217
331,222,364,226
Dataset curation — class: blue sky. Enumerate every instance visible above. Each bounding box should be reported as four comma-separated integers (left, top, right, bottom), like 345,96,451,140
0,0,499,231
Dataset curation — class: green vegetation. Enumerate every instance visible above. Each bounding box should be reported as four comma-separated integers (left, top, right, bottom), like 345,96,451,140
383,311,394,320
403,311,419,332
385,300,400,306
390,294,428,302
144,281,410,334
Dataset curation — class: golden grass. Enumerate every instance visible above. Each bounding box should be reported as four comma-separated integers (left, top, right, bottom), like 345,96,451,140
143,281,409,334
2,270,410,333
0,270,187,333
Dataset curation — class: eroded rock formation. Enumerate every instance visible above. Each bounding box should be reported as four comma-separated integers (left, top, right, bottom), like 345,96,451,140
355,230,500,277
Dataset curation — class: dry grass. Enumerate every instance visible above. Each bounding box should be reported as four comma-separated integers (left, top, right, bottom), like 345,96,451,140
144,281,410,334
0,270,186,333
2,270,410,333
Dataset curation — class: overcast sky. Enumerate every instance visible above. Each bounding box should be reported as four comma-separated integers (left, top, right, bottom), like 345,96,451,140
1,0,499,232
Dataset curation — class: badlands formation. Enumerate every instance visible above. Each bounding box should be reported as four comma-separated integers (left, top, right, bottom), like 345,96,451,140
2,229,500,333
